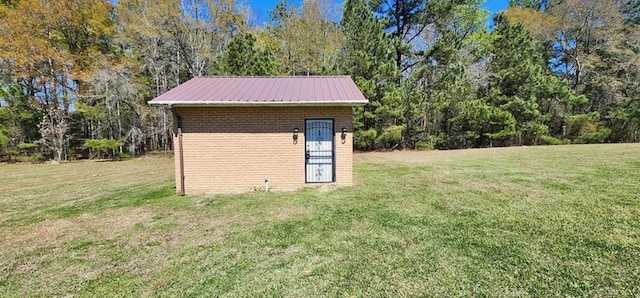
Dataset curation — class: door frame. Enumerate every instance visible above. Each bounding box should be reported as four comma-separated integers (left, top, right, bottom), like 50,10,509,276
304,118,336,183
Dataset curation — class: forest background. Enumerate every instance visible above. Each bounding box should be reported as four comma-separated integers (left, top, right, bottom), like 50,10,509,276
0,0,638,162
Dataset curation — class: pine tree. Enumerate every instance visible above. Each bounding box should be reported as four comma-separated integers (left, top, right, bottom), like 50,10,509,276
487,15,586,144
217,33,276,76
340,0,399,149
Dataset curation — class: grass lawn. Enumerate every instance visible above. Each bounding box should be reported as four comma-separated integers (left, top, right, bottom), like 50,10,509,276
1,144,639,296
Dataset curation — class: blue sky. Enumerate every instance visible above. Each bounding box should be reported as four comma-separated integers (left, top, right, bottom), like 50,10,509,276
245,0,510,26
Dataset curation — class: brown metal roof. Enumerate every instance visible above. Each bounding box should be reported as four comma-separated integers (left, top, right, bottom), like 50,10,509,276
148,76,368,106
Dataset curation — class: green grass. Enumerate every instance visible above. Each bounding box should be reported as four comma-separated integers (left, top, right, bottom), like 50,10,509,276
1,144,639,296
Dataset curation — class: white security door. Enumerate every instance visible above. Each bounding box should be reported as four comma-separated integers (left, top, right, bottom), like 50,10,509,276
305,119,334,183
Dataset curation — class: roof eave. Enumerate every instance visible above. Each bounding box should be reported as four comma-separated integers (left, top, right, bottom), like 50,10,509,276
149,100,369,107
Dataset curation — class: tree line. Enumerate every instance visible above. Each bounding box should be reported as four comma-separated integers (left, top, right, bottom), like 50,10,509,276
0,0,638,162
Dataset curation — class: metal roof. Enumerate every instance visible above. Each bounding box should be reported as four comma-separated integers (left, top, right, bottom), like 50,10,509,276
148,76,368,107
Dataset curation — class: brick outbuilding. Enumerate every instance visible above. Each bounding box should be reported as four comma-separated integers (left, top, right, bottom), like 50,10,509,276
149,76,368,194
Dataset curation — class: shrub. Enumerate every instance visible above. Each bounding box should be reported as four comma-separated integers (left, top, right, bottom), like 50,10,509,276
17,142,38,150
579,128,611,144
416,135,441,151
564,112,612,144
354,129,377,151
2,149,18,162
375,125,405,148
565,112,600,138
16,153,44,163
416,141,434,151
540,135,570,145
84,139,124,159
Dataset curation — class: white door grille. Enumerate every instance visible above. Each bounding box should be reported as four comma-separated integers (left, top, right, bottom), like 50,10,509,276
305,119,334,183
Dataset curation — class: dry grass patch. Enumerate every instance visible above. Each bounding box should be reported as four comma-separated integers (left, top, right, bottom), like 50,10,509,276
3,209,155,246
0,158,174,225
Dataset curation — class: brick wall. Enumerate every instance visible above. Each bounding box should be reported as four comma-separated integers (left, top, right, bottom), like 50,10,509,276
173,106,354,194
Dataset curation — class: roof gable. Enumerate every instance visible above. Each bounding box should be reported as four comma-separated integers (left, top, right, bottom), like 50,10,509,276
148,76,368,107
